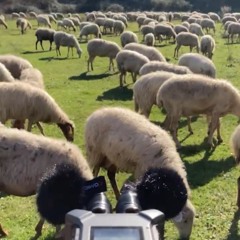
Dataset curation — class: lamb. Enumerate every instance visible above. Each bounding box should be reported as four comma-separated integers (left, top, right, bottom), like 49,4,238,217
144,32,155,46
174,32,200,58
79,23,102,41
178,53,216,78
35,28,56,51
116,49,150,87
0,125,93,238
0,81,75,141
87,38,121,71
189,23,204,36
120,30,138,47
139,61,192,76
124,42,166,62
84,106,195,239
133,71,176,117
200,35,215,59
156,74,240,148
0,54,33,79
54,31,82,58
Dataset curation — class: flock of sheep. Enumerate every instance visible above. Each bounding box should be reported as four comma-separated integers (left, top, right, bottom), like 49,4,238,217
0,8,240,240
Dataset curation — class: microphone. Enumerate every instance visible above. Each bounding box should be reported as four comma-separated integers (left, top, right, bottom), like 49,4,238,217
136,167,188,219
36,163,108,226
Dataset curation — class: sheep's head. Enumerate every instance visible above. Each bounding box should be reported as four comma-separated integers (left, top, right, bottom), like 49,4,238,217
58,122,74,142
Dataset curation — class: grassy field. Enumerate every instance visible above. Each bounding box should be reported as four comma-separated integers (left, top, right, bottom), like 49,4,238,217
1,16,240,240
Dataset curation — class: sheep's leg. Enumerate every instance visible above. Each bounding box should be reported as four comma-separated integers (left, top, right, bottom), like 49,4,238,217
88,56,95,71
237,177,240,208
216,119,222,143
169,114,181,148
93,165,100,177
207,115,219,146
132,73,137,83
33,217,44,239
0,223,8,237
187,116,193,134
174,45,180,58
36,122,45,135
35,40,39,50
27,121,33,132
119,72,125,87
49,41,52,51
107,165,120,200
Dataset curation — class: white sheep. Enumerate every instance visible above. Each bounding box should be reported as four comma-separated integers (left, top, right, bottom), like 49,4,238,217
16,17,32,34
54,31,82,58
35,28,56,51
87,38,121,71
0,63,15,82
0,81,75,141
139,61,192,76
222,16,237,26
200,35,215,59
144,32,155,46
0,17,7,29
200,18,216,34
56,20,66,30
113,20,125,35
0,54,33,79
116,49,150,87
208,12,221,22
103,18,115,34
62,18,76,31
189,23,204,36
124,42,166,62
0,125,93,238
79,23,102,41
11,12,20,19
178,53,216,78
156,74,239,148
120,30,138,47
174,25,189,34
154,23,177,43
182,21,190,29
133,71,176,117
140,25,155,41
36,15,52,28
174,32,200,58
227,22,240,43
84,106,195,239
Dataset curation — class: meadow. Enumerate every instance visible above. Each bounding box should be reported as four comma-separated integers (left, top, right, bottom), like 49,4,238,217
1,15,240,239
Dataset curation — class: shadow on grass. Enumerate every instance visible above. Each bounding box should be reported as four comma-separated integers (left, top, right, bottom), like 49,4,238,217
0,192,8,198
22,50,47,54
97,86,133,101
226,209,240,240
69,71,118,81
184,155,235,189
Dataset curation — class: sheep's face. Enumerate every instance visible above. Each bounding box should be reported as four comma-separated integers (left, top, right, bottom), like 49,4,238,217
172,200,195,240
58,122,74,142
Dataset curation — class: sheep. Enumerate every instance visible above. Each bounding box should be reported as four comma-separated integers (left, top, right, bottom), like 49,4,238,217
16,17,32,34
103,18,115,34
178,53,216,78
208,12,221,22
0,63,15,82
36,15,52,28
133,71,176,117
56,20,66,30
200,18,216,34
0,16,7,29
0,81,75,141
11,12,20,19
174,25,189,34
230,125,240,165
35,28,56,51
0,125,93,238
79,23,102,41
0,54,33,79
54,31,82,58
200,35,216,59
124,42,166,62
113,20,125,35
120,30,138,47
139,61,192,76
222,16,237,26
154,23,177,43
140,25,155,41
174,32,200,58
62,18,76,31
84,106,195,239
87,39,121,72
116,49,150,87
189,23,204,36
182,21,190,29
144,32,155,46
227,22,240,43
156,74,240,148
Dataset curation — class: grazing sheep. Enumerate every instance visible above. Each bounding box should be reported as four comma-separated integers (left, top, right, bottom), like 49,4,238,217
79,23,102,41
154,23,177,43
133,71,176,117
124,42,166,62
103,18,115,34
87,39,121,71
54,31,82,58
227,22,240,43
178,53,216,78
35,28,56,51
62,18,76,31
144,32,155,46
120,30,138,47
189,23,204,36
140,25,155,41
0,63,15,82
84,107,195,239
16,17,32,34
182,21,190,29
200,35,215,59
0,54,33,79
174,32,200,58
139,61,192,76
156,74,240,147
0,82,75,141
0,125,93,238
116,49,149,87
208,12,221,22
56,20,66,30
222,16,237,26
11,12,20,19
0,17,7,29
36,15,52,28
200,19,216,34
113,20,125,35
174,25,189,34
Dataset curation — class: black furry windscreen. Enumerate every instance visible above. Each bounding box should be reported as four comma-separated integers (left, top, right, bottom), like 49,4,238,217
36,163,86,225
136,167,188,219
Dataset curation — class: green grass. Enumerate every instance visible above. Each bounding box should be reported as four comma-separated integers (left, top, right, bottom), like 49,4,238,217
1,17,240,239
